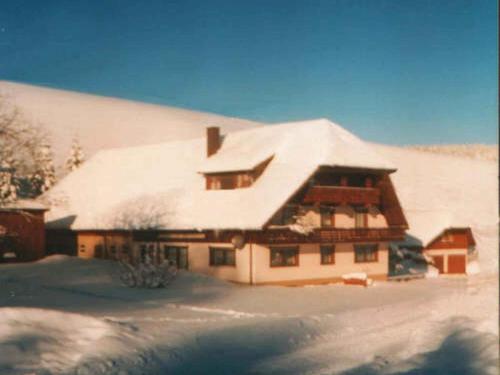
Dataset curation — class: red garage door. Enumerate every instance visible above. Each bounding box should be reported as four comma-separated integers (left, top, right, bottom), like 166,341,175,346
433,256,444,274
448,255,466,274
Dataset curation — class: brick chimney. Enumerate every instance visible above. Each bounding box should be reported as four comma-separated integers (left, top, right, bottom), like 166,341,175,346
206,127,221,157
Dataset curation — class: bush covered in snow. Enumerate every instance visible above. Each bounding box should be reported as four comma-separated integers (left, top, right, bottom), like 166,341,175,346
119,256,177,288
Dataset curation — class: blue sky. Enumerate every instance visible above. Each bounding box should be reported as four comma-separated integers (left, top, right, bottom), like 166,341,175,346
0,0,497,144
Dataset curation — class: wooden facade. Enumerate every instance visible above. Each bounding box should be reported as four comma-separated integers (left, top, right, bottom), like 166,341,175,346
303,186,380,205
0,208,47,262
205,156,273,190
423,228,475,275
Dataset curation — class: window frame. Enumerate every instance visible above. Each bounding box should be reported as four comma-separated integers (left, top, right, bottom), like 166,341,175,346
270,246,299,267
209,247,236,267
354,208,368,228
354,244,378,263
320,245,335,265
320,206,335,228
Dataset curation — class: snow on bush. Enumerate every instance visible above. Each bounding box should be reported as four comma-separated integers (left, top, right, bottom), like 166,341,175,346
288,210,316,235
467,260,481,275
119,255,177,288
425,265,440,278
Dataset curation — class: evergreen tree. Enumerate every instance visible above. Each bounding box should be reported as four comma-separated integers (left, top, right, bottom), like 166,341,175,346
0,154,17,204
31,143,56,196
65,138,85,172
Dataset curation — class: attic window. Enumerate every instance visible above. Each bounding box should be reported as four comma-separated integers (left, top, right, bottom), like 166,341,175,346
442,232,454,243
205,156,273,190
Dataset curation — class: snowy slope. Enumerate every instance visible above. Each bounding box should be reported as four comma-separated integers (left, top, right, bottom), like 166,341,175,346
406,144,498,162
0,81,261,166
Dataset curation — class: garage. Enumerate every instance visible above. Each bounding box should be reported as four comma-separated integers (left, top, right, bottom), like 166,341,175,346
447,254,466,274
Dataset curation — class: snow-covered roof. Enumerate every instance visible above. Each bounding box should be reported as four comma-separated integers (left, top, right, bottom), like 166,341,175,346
45,119,395,230
0,199,48,211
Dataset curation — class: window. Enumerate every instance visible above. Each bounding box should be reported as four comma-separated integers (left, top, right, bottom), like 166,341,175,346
140,244,147,262
164,246,189,269
320,245,335,264
320,206,335,227
354,208,367,228
209,247,236,266
94,244,104,258
236,173,253,188
122,244,130,255
442,232,454,243
207,176,221,190
270,247,299,267
219,175,235,189
354,244,378,263
79,244,86,253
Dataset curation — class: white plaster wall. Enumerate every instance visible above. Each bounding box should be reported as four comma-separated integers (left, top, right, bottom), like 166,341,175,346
252,242,389,284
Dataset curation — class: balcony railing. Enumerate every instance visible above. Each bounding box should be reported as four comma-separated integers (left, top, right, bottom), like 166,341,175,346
302,186,380,205
255,227,406,244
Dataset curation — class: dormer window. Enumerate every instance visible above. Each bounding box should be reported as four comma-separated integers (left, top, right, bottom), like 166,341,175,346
204,156,273,190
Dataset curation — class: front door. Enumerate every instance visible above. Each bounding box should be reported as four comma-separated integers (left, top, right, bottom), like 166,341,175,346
164,245,188,269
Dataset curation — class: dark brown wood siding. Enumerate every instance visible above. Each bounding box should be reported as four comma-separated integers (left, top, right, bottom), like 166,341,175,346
46,229,78,256
427,229,473,250
378,173,408,228
0,210,46,261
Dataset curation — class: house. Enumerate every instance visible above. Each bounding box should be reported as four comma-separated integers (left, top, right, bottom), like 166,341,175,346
44,119,409,285
0,199,48,262
396,210,476,274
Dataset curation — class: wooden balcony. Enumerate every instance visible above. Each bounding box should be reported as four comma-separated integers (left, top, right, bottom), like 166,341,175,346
302,185,380,205
255,227,406,244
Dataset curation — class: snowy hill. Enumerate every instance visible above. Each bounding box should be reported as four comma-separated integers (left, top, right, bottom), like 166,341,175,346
406,144,498,162
0,81,262,166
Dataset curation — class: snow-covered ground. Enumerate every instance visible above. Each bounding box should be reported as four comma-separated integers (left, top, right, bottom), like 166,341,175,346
1,232,498,375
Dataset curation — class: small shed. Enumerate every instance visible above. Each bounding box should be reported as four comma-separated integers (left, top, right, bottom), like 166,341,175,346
424,227,475,274
397,210,476,275
0,200,48,262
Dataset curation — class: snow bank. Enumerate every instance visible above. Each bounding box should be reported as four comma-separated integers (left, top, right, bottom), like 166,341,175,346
0,308,112,374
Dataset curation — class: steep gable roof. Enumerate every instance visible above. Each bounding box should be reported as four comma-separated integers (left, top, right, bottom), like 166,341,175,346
44,119,395,231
